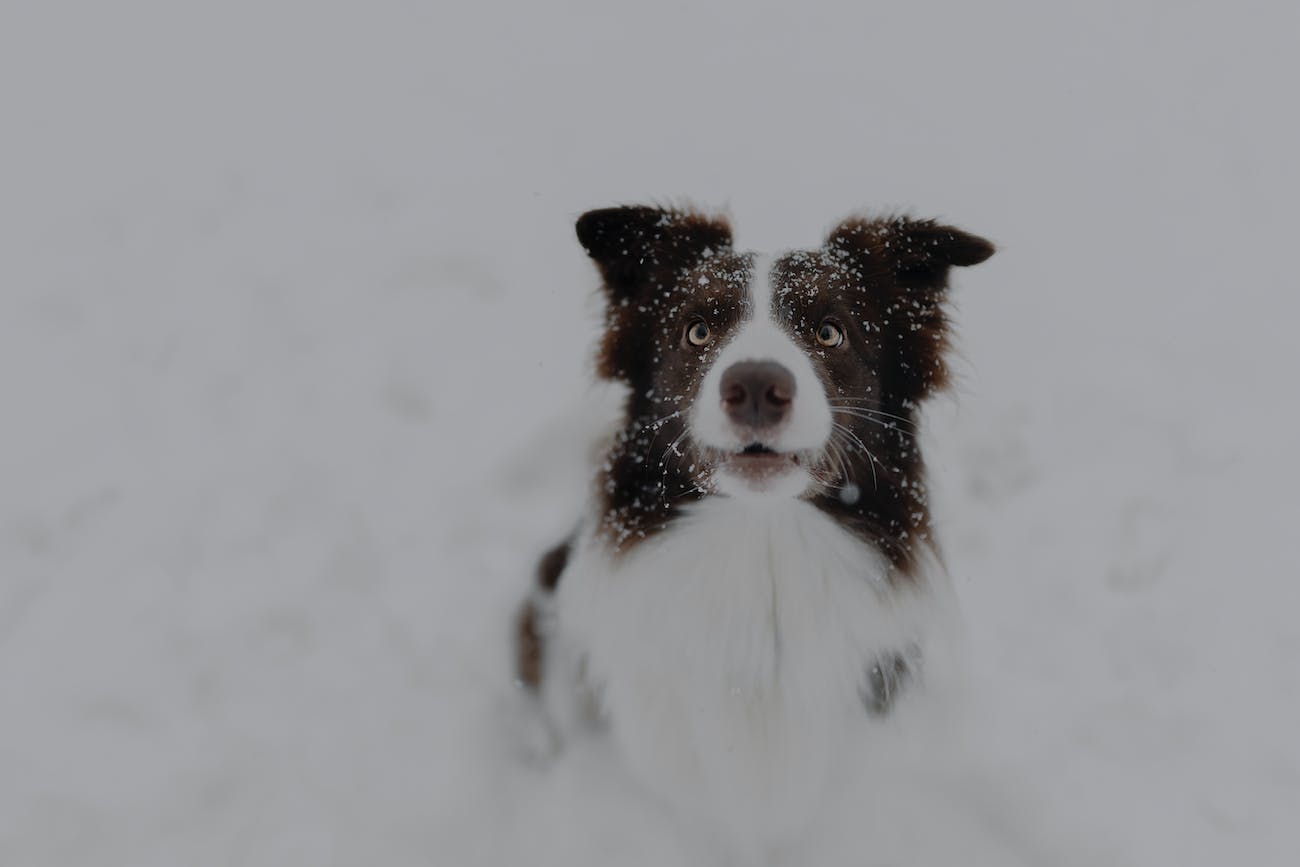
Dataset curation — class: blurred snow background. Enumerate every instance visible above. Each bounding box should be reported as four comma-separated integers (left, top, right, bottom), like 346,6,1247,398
2,0,1298,864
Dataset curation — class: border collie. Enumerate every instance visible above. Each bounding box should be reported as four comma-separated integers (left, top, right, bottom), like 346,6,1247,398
515,204,994,849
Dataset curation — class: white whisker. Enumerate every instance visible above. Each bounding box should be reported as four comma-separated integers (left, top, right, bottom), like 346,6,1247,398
826,403,918,428
831,422,882,491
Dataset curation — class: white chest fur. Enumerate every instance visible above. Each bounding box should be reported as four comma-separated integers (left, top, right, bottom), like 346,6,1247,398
551,497,946,846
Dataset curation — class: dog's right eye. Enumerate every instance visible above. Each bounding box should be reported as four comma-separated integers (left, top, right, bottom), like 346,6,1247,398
685,319,712,347
816,320,845,348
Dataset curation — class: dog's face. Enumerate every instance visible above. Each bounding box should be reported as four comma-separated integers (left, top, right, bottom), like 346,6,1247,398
577,206,993,553
684,251,880,498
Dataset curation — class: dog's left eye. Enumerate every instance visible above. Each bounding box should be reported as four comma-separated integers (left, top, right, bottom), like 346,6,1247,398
685,319,712,347
816,320,844,348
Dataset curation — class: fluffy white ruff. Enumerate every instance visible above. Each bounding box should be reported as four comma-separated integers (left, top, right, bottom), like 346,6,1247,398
545,494,953,850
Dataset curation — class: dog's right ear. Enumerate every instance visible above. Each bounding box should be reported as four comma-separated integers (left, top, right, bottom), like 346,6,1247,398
576,206,732,300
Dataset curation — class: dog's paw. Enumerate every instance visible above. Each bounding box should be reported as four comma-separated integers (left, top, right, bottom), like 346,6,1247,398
860,644,923,717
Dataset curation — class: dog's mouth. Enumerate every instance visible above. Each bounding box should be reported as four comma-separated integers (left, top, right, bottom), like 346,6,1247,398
724,442,800,479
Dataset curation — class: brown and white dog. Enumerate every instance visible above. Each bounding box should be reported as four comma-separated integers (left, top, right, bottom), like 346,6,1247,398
516,205,994,849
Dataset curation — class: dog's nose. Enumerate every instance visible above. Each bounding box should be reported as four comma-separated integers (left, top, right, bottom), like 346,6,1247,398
720,361,795,431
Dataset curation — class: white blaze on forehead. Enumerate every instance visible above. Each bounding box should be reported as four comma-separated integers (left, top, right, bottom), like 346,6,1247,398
688,252,833,461
749,252,777,317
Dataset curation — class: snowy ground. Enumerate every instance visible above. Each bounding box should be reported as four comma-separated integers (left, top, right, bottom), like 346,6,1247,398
2,1,1299,864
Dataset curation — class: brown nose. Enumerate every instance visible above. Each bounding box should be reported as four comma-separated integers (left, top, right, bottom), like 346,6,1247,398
720,361,795,431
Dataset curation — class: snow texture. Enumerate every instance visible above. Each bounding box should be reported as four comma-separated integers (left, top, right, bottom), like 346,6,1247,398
1,1,1298,865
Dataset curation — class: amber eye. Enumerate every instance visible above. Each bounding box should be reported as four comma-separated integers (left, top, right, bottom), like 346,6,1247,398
816,320,844,348
685,319,712,347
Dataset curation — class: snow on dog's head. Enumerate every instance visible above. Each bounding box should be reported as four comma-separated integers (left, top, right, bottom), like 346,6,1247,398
577,205,993,564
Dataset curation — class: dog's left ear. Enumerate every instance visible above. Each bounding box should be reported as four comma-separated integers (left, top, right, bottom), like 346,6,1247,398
826,216,994,291
828,216,994,400
576,205,733,300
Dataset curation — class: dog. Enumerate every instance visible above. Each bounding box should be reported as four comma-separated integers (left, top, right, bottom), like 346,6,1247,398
515,204,994,850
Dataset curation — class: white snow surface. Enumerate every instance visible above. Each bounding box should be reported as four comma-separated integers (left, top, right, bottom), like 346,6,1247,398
2,1,1298,865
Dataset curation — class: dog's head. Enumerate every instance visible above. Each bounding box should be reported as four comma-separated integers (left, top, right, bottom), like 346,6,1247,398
578,205,992,556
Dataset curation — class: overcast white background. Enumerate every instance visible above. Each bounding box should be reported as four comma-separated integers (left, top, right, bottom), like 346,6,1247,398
2,1,1298,865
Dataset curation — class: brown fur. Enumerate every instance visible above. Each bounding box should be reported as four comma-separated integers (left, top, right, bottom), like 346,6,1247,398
514,538,571,688
515,600,544,688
